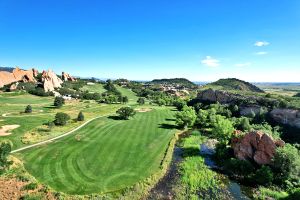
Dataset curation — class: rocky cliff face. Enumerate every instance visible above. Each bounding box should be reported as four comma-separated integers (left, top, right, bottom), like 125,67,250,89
62,72,76,82
0,67,37,88
270,109,300,129
42,70,63,92
197,89,238,104
231,131,285,165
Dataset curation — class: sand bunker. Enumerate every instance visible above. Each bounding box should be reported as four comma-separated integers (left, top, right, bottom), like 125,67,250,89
135,108,153,113
0,125,20,136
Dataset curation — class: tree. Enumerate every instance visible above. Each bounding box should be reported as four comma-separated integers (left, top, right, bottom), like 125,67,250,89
122,96,129,104
0,141,13,174
54,96,65,108
175,106,197,128
253,165,274,185
25,105,32,113
174,99,186,111
212,115,234,144
116,107,136,120
137,97,145,105
54,112,70,126
77,111,84,121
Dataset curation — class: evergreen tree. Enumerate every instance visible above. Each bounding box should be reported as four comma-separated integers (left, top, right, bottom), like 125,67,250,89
77,111,85,121
25,105,32,113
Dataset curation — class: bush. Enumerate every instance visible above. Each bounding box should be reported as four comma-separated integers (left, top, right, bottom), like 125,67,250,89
77,111,84,121
116,107,136,120
253,165,274,185
54,112,70,126
272,144,300,187
0,141,13,174
224,158,255,176
137,97,145,105
286,188,300,200
211,115,234,144
25,105,32,113
54,96,65,108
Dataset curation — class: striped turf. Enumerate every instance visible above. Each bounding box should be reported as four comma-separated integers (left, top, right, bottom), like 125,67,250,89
20,108,176,194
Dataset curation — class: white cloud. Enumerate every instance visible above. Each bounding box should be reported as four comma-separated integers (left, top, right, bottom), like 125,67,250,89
201,56,220,67
254,41,270,47
255,51,268,55
235,62,251,67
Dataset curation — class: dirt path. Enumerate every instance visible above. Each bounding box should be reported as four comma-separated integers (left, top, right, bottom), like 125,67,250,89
11,115,107,153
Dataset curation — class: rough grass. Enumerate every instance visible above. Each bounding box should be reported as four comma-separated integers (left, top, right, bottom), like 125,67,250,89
18,108,177,195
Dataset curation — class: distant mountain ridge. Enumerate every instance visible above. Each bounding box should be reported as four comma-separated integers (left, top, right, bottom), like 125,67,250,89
207,78,265,93
0,67,15,72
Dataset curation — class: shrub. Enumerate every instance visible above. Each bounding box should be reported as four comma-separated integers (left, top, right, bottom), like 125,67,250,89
116,107,136,120
224,158,255,176
54,112,70,126
77,111,84,121
25,105,32,113
0,140,13,174
137,97,145,105
253,165,274,185
54,96,65,108
272,144,300,187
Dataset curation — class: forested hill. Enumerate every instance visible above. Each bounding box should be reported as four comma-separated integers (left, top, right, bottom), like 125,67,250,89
150,78,196,87
207,78,265,93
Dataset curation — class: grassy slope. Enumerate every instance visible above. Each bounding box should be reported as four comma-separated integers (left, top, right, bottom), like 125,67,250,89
19,108,176,194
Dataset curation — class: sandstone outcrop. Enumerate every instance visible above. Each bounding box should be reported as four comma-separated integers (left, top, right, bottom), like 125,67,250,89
231,131,285,165
270,108,300,129
62,72,76,82
0,67,37,88
197,89,238,104
42,70,63,92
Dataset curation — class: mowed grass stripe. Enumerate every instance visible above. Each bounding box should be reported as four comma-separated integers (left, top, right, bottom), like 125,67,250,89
21,108,177,194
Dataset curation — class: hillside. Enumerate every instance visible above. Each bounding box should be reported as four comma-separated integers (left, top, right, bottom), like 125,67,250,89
150,78,196,88
206,78,264,93
0,67,15,72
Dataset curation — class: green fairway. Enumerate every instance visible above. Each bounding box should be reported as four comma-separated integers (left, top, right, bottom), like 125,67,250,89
116,85,139,104
19,108,176,194
81,83,106,93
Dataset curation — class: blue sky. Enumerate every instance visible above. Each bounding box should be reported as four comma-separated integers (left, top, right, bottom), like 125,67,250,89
0,0,300,82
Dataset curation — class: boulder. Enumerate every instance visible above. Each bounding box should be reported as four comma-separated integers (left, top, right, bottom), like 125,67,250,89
62,72,76,82
9,83,18,91
42,70,63,92
200,139,219,155
270,108,300,129
231,131,285,165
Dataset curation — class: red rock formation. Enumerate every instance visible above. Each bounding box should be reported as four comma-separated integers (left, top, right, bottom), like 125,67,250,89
32,68,39,77
62,72,76,82
42,70,63,92
231,131,285,165
0,67,36,88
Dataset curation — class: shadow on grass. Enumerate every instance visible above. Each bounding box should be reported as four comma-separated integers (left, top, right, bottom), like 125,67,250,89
108,115,122,120
159,123,178,129
43,105,57,109
165,118,176,121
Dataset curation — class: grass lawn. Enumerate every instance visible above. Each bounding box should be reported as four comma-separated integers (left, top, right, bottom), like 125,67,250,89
18,107,177,194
